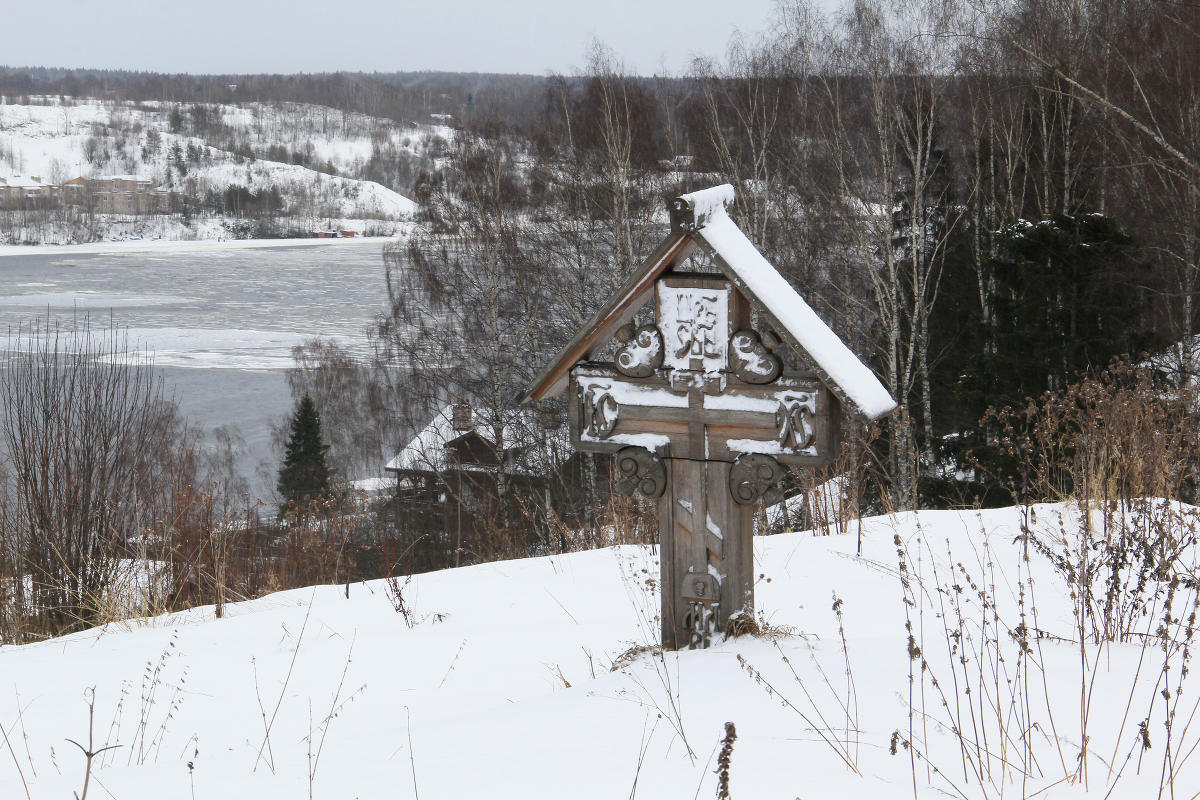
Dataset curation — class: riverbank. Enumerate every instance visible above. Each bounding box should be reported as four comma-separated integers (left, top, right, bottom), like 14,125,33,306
0,234,397,258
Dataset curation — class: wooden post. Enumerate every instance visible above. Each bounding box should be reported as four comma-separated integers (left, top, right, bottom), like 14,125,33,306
658,458,754,649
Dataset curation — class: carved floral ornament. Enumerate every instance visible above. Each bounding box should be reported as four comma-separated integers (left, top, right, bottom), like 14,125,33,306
613,323,664,378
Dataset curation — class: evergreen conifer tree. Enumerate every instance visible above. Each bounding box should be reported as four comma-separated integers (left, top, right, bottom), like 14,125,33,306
277,394,332,510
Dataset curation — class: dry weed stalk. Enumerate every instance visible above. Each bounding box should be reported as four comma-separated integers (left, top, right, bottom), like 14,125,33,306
736,651,862,775
613,551,695,761
626,713,658,799
385,574,418,627
714,721,737,799
67,689,121,800
304,637,364,799
0,713,31,800
126,629,187,766
253,591,314,774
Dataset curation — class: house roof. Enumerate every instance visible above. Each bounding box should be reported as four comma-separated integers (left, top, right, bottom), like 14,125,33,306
524,184,896,421
386,404,472,473
386,403,570,476
0,175,52,189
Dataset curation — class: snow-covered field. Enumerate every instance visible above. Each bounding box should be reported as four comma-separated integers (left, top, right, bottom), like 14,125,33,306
3,503,1197,798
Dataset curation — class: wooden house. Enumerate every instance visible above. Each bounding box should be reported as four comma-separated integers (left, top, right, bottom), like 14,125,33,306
384,403,581,569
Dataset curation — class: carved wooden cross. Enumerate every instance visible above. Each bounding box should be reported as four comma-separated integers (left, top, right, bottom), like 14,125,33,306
569,275,839,648
526,185,895,649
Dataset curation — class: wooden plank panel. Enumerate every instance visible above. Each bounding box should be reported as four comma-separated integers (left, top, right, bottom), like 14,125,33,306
657,461,682,650
705,460,754,629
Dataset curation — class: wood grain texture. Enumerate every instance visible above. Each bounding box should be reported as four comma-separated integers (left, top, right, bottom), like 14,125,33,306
657,458,754,649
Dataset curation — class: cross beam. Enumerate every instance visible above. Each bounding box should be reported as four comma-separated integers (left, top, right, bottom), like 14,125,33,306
569,365,838,467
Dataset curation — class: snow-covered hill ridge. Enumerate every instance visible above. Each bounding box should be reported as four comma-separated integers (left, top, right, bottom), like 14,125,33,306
2,502,1197,798
0,97,431,243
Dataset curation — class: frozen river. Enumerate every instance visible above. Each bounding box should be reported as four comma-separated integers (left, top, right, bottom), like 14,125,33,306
0,239,390,499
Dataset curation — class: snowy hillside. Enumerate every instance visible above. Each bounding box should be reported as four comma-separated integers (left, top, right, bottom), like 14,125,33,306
0,98,430,243
2,502,1197,798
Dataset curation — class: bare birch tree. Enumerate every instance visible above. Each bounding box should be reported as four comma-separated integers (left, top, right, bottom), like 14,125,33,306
0,318,192,636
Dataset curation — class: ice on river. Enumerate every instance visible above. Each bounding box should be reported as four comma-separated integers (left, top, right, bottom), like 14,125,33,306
0,289,199,308
116,327,322,370
0,240,388,495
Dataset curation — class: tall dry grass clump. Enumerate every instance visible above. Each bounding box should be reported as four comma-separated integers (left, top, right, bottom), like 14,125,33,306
988,360,1200,643
884,363,1200,798
989,360,1200,508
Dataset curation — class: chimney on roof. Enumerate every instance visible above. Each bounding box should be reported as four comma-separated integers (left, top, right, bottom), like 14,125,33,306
451,403,472,432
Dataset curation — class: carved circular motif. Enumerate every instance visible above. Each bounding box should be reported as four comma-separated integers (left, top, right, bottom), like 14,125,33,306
729,453,785,506
614,446,667,499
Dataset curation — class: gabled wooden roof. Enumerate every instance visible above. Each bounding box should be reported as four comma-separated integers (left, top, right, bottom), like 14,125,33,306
386,403,569,476
525,185,897,421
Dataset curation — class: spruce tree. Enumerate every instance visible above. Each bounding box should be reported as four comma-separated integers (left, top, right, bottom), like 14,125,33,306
277,394,332,510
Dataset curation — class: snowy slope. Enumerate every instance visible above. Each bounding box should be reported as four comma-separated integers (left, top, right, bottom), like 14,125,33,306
0,98,420,226
1,503,1197,798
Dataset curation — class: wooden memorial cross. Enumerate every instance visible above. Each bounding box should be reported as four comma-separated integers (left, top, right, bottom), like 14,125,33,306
526,185,896,649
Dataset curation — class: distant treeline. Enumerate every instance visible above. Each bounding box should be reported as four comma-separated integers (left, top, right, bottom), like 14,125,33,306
0,66,581,126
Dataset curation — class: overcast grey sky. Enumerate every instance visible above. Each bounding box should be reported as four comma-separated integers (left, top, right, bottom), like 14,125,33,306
2,0,783,76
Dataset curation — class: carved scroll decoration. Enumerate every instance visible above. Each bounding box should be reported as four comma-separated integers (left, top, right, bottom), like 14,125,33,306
729,329,782,384
729,453,786,506
776,394,816,451
613,446,667,498
579,383,619,439
614,323,664,378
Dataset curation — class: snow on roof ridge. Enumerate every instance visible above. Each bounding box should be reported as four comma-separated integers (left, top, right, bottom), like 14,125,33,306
386,403,470,472
0,175,52,187
695,206,897,420
677,184,735,228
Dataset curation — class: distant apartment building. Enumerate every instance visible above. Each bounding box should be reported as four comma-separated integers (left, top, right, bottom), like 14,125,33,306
89,175,154,214
61,175,175,214
2,174,178,214
61,176,88,205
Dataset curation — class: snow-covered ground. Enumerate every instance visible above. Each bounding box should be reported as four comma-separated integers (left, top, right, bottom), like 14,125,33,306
2,502,1197,798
